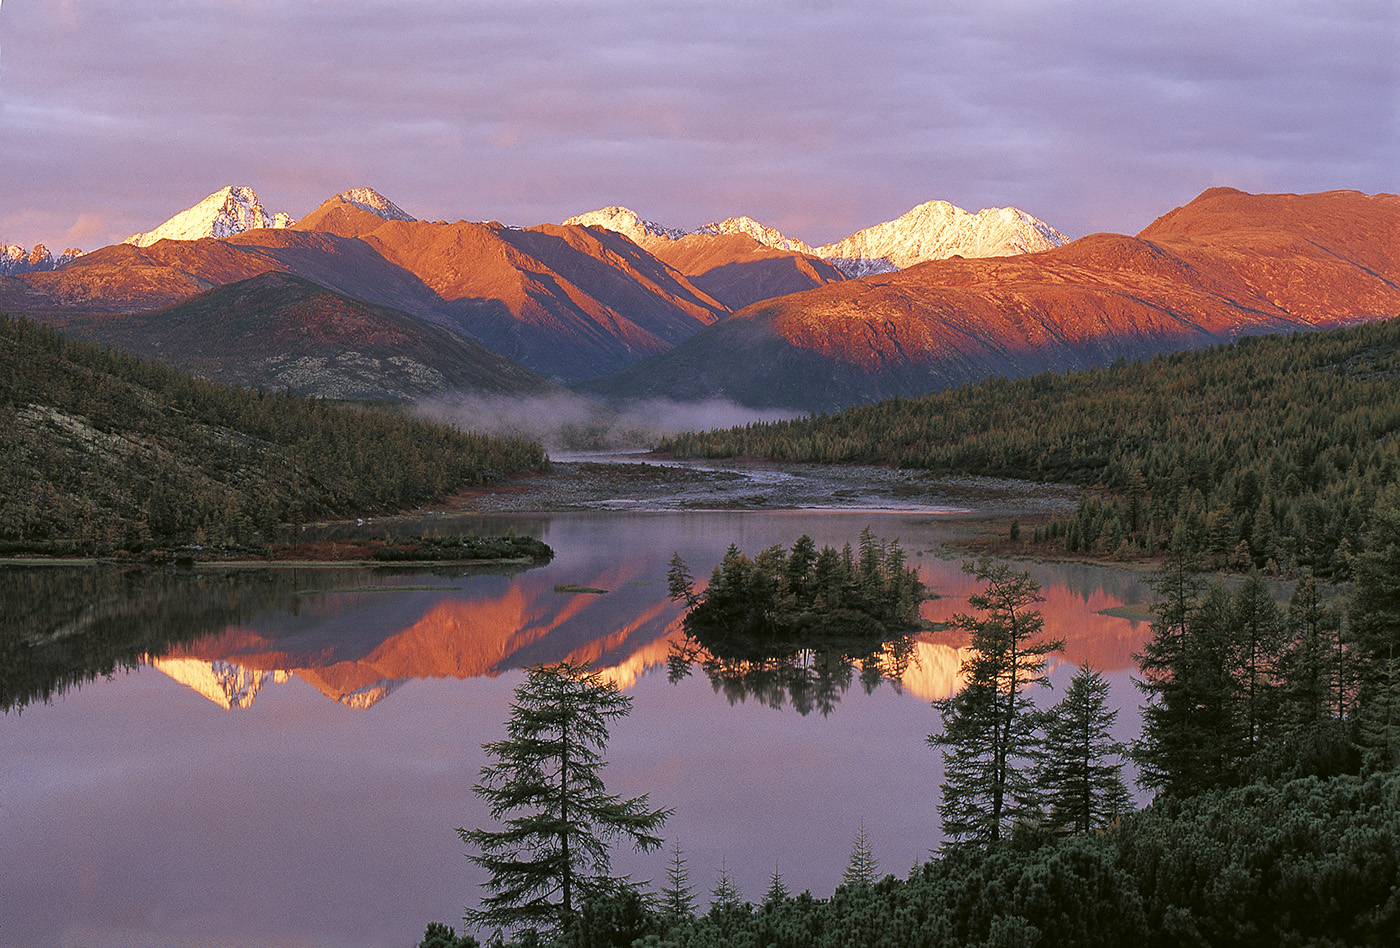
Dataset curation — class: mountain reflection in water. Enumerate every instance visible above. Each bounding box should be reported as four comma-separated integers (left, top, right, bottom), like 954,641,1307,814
2,510,1156,948
3,513,1151,713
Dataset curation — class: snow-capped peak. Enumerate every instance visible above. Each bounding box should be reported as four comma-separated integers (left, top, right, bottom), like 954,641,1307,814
334,187,416,222
1,243,84,275
692,216,817,256
123,185,295,247
563,206,687,245
816,200,1068,278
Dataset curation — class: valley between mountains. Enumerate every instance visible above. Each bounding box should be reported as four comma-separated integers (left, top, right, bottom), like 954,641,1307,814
3,185,1398,414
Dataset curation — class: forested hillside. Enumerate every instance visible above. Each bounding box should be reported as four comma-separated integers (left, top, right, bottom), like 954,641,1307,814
0,314,547,550
660,317,1400,577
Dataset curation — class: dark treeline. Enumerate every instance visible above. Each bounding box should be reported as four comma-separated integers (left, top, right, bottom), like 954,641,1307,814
659,318,1400,578
0,314,548,550
429,772,1399,948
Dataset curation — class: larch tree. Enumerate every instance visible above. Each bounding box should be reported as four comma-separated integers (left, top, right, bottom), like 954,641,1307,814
841,819,878,887
762,863,790,908
1349,485,1400,768
709,859,743,913
459,661,671,939
929,559,1064,847
660,841,697,924
1035,666,1133,835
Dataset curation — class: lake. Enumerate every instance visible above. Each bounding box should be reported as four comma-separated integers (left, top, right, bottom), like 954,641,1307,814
0,502,1154,948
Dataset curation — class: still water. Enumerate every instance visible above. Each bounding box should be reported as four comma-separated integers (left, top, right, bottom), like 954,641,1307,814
1,508,1151,948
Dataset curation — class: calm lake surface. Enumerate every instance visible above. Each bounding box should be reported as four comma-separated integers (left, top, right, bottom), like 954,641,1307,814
1,504,1153,948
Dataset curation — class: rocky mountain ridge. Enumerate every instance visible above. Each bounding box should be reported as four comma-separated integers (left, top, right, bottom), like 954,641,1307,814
123,185,295,247
564,199,1066,274
580,188,1400,411
1,243,84,275
815,200,1069,277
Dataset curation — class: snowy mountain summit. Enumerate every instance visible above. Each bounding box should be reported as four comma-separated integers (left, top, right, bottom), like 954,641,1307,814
123,185,295,247
563,206,687,247
692,216,817,256
331,187,416,222
563,200,1066,276
1,243,84,275
816,201,1069,278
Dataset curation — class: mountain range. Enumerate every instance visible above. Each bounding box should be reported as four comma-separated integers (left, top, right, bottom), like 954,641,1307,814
4,184,1398,411
581,188,1400,410
1,243,85,276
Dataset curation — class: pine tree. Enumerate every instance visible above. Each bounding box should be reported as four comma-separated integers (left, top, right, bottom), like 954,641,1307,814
1137,577,1250,796
709,859,743,913
1231,571,1286,758
459,662,671,938
1349,485,1400,767
1035,666,1132,835
929,560,1064,847
660,841,696,923
841,819,878,887
762,863,790,907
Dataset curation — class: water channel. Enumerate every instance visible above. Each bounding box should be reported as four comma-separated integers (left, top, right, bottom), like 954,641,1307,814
1,486,1155,948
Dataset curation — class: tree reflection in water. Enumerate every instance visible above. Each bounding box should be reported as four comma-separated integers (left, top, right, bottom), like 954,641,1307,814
663,530,927,715
666,619,919,716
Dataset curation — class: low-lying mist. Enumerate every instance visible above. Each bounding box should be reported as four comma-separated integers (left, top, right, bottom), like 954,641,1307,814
414,392,804,453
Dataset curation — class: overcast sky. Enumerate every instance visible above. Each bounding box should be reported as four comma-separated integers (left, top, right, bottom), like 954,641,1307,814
1,0,1396,251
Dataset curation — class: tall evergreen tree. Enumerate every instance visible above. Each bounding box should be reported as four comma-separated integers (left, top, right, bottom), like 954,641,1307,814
841,819,878,887
459,662,671,939
1135,577,1245,796
1035,666,1133,835
660,841,696,923
709,859,743,913
1231,572,1287,760
1349,485,1400,767
929,560,1064,847
1284,573,1346,726
762,863,790,908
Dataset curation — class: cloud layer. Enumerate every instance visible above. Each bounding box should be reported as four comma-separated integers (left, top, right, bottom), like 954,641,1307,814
1,0,1395,250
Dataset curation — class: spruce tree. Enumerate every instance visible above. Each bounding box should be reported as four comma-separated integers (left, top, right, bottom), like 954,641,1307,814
1349,485,1400,767
762,863,790,908
660,841,696,923
459,662,671,938
709,859,743,913
929,560,1064,846
841,819,878,887
1136,578,1245,795
1035,666,1132,835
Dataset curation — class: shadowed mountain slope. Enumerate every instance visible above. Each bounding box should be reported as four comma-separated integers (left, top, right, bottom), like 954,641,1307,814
647,232,846,311
579,189,1400,412
53,272,555,401
357,219,725,380
1,208,728,382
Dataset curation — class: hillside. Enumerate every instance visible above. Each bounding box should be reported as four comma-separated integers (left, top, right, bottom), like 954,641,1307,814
359,219,726,379
52,272,554,401
0,208,728,382
0,314,547,549
660,315,1400,578
584,189,1400,411
647,232,846,310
